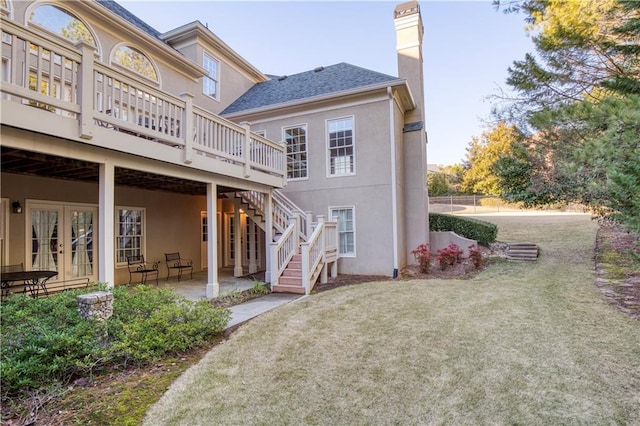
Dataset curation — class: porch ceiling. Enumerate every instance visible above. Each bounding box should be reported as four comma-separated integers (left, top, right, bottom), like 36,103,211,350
1,147,236,196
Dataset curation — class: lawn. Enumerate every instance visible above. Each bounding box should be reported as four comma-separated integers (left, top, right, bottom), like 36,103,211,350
144,214,640,425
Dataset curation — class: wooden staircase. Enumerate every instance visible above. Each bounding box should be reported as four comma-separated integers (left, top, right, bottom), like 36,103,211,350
273,253,305,294
506,242,539,261
232,189,339,295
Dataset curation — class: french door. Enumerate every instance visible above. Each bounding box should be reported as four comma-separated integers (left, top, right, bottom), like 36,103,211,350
27,201,98,284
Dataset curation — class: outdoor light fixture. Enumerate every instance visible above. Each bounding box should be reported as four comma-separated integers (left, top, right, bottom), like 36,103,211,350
12,201,22,214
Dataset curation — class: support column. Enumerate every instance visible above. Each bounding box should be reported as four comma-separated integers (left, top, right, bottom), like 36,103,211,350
264,191,273,283
206,183,219,298
248,220,257,274
98,162,115,287
233,199,243,277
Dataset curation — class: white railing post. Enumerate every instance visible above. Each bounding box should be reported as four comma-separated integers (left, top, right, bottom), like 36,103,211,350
301,242,310,295
317,215,328,284
265,191,273,283
241,121,251,178
76,41,95,140
180,92,194,164
305,211,314,237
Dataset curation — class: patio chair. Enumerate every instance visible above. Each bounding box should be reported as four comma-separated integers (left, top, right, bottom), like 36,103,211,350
1,263,24,274
126,255,159,285
164,252,193,282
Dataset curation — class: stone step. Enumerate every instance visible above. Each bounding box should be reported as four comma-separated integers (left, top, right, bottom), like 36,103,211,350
506,242,539,261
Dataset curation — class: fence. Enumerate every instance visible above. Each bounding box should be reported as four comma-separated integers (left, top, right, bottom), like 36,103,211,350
429,195,586,214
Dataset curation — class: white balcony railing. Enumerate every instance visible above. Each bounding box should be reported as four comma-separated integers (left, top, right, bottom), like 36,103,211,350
0,17,286,184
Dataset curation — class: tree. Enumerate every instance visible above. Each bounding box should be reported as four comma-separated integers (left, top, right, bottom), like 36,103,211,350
491,0,640,230
461,122,524,195
428,172,451,196
494,0,640,122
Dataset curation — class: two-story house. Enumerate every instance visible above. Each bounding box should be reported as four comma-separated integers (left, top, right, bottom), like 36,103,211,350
1,0,428,297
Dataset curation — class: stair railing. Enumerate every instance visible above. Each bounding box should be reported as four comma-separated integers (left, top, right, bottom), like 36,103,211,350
273,190,309,240
300,216,326,295
269,216,298,287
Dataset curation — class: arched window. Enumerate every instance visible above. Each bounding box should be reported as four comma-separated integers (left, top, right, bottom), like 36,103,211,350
28,4,96,46
1,0,12,17
111,45,158,82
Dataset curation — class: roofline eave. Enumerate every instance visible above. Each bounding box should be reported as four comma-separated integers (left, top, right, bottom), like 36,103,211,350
161,21,268,83
222,79,416,119
88,2,207,79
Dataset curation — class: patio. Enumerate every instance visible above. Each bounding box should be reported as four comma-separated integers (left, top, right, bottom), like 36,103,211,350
157,268,261,301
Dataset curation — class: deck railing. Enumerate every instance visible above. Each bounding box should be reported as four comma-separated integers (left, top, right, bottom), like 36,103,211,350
269,218,298,286
300,216,339,294
0,17,286,183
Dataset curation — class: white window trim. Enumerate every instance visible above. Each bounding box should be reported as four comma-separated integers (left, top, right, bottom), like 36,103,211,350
329,206,356,258
115,206,146,268
326,115,356,178
282,123,309,181
203,51,220,101
253,129,266,138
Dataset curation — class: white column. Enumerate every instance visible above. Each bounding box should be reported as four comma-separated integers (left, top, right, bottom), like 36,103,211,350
98,162,115,287
264,191,273,283
76,41,95,140
206,183,219,298
248,220,257,274
180,92,194,165
233,199,243,277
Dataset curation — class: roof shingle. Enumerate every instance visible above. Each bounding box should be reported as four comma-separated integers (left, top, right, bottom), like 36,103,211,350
222,63,401,115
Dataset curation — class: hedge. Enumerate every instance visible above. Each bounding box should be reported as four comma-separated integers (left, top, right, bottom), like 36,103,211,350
0,285,230,396
429,212,497,245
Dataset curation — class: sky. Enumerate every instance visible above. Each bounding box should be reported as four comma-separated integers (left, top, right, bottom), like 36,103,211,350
120,0,536,166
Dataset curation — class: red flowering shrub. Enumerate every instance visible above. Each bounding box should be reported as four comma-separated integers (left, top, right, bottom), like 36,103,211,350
468,244,483,269
436,244,462,270
411,243,431,273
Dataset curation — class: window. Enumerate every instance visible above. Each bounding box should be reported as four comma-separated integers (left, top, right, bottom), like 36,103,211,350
116,208,144,264
29,4,95,46
253,130,266,138
330,207,355,256
203,53,219,99
111,45,157,82
327,117,355,176
284,125,308,180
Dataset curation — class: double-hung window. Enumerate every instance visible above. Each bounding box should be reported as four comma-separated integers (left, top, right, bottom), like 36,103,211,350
327,117,355,176
284,125,308,180
330,207,355,256
116,207,145,264
203,53,219,99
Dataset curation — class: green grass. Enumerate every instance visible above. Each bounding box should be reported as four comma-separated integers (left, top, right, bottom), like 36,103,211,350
144,214,640,425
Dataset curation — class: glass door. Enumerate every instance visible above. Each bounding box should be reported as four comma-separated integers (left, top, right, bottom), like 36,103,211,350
29,204,63,273
27,202,97,283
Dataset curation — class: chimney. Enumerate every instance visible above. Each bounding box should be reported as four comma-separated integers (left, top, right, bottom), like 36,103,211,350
394,1,424,123
394,1,429,262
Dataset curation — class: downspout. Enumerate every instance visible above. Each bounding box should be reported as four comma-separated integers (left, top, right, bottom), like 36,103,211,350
388,87,399,278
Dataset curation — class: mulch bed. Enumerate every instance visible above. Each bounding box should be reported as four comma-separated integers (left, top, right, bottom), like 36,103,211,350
313,244,506,293
595,221,640,321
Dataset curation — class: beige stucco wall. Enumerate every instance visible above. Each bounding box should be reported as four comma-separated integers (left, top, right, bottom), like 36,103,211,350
238,94,405,276
1,172,208,286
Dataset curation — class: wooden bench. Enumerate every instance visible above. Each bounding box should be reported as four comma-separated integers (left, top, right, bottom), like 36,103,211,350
126,255,159,285
164,252,193,282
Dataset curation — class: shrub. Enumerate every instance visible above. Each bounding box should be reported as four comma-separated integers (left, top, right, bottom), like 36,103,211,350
411,243,431,273
429,212,498,245
469,244,483,269
0,286,230,396
436,244,463,270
